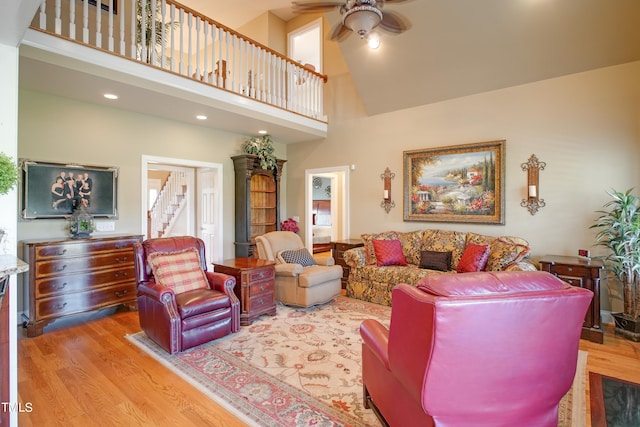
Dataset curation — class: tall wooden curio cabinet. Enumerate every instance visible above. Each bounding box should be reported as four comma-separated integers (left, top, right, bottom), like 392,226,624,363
232,154,286,257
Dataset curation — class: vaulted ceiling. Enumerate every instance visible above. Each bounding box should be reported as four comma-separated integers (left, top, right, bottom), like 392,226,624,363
201,0,640,116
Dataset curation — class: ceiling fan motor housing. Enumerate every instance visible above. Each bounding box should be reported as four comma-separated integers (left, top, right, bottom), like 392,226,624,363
343,2,383,38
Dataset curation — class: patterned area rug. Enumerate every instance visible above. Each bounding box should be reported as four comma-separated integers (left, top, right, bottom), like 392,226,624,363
126,296,585,426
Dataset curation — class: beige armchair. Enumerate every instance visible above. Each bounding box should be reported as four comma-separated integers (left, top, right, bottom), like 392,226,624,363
255,231,343,307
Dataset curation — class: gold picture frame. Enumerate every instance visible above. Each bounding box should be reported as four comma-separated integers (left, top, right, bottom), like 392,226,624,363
403,140,505,224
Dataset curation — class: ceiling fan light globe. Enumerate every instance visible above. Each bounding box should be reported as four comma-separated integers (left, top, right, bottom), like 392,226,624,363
343,6,383,39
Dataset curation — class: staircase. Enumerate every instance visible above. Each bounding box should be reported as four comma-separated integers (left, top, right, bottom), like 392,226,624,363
149,171,187,238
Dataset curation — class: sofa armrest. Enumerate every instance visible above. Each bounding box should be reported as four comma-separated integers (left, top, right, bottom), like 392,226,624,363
505,260,538,272
275,263,304,276
344,247,367,268
137,280,176,302
314,255,335,266
360,319,390,370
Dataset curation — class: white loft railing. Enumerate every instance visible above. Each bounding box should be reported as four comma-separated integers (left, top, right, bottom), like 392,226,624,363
31,0,328,120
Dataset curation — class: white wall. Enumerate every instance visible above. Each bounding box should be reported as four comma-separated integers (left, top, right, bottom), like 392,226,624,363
286,61,640,314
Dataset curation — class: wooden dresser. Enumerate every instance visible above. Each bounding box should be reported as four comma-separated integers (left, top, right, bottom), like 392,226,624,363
23,234,143,337
539,255,604,343
331,239,364,289
213,258,276,326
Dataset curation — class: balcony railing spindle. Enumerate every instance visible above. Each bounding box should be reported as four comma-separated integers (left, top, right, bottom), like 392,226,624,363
30,0,327,120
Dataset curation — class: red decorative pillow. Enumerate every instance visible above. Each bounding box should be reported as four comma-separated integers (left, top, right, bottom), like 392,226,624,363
148,247,209,294
456,243,490,273
372,239,407,267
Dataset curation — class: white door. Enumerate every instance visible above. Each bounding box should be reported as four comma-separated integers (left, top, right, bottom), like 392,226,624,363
197,167,222,264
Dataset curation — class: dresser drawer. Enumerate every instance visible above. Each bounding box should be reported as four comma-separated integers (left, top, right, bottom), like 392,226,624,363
31,238,138,259
34,252,134,278
250,279,274,296
34,266,135,297
35,283,136,320
248,291,275,314
247,267,275,282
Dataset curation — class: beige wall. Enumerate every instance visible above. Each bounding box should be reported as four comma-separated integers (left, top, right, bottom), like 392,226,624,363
16,88,287,269
286,60,640,313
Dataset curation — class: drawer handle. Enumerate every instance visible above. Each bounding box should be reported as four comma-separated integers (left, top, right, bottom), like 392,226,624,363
54,302,67,310
57,249,67,256
52,282,67,291
115,257,128,263
115,290,128,298
258,299,264,305
55,265,67,272
114,271,128,278
259,285,265,291
115,243,127,249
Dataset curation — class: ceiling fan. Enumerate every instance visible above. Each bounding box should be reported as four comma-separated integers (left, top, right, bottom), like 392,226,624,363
292,0,411,42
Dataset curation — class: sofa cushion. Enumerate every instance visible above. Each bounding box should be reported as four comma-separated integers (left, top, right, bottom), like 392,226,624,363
398,230,424,265
298,265,343,287
373,239,407,266
457,243,490,273
147,247,209,294
422,230,467,270
466,233,531,271
361,231,399,265
278,248,317,267
420,250,452,271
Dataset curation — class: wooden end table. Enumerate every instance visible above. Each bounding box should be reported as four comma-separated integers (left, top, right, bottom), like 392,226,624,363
331,239,364,289
539,255,604,343
213,258,276,326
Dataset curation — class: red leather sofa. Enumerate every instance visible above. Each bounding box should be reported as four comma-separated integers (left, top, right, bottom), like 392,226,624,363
360,271,592,426
134,236,240,354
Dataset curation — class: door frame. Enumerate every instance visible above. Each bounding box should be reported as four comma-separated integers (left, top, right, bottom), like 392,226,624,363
141,155,223,260
305,166,350,253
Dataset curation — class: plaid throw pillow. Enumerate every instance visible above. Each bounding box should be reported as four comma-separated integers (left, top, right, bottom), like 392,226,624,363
278,248,317,267
147,247,209,294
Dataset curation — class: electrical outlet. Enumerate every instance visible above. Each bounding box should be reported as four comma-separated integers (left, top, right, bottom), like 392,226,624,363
578,249,590,258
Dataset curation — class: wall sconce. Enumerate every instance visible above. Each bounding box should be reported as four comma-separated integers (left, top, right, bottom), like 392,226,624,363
520,154,546,215
380,167,395,213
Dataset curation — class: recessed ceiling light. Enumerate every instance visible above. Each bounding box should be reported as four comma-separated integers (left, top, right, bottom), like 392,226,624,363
258,130,268,134
104,93,118,100
196,115,207,120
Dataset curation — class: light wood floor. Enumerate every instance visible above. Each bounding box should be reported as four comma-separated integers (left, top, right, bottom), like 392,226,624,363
17,309,640,427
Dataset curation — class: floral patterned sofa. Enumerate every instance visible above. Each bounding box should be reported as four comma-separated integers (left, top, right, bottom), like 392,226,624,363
343,229,536,306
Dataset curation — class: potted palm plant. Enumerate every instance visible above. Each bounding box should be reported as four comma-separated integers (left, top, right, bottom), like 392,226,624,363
591,188,640,341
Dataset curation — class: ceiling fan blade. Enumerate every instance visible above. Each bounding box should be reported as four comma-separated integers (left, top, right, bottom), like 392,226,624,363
330,23,352,42
292,1,344,13
379,10,410,34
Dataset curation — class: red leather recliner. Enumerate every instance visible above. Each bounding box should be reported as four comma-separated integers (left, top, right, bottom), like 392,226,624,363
134,236,240,354
360,271,593,427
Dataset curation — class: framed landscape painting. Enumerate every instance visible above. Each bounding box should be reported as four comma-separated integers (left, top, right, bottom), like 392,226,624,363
20,160,118,219
403,140,505,224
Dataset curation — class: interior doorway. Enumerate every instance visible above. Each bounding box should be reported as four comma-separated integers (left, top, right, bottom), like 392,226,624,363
288,17,323,73
141,155,224,264
305,166,350,254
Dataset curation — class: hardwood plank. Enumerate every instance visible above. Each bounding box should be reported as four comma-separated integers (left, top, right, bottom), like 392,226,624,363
17,309,640,426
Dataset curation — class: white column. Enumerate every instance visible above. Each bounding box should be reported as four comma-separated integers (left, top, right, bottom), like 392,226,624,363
0,42,20,427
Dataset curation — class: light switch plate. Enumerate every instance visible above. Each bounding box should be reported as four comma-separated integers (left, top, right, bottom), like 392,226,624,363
96,221,115,232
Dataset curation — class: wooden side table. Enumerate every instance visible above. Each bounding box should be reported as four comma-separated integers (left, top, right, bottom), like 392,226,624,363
331,239,364,289
539,255,604,344
213,258,276,326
